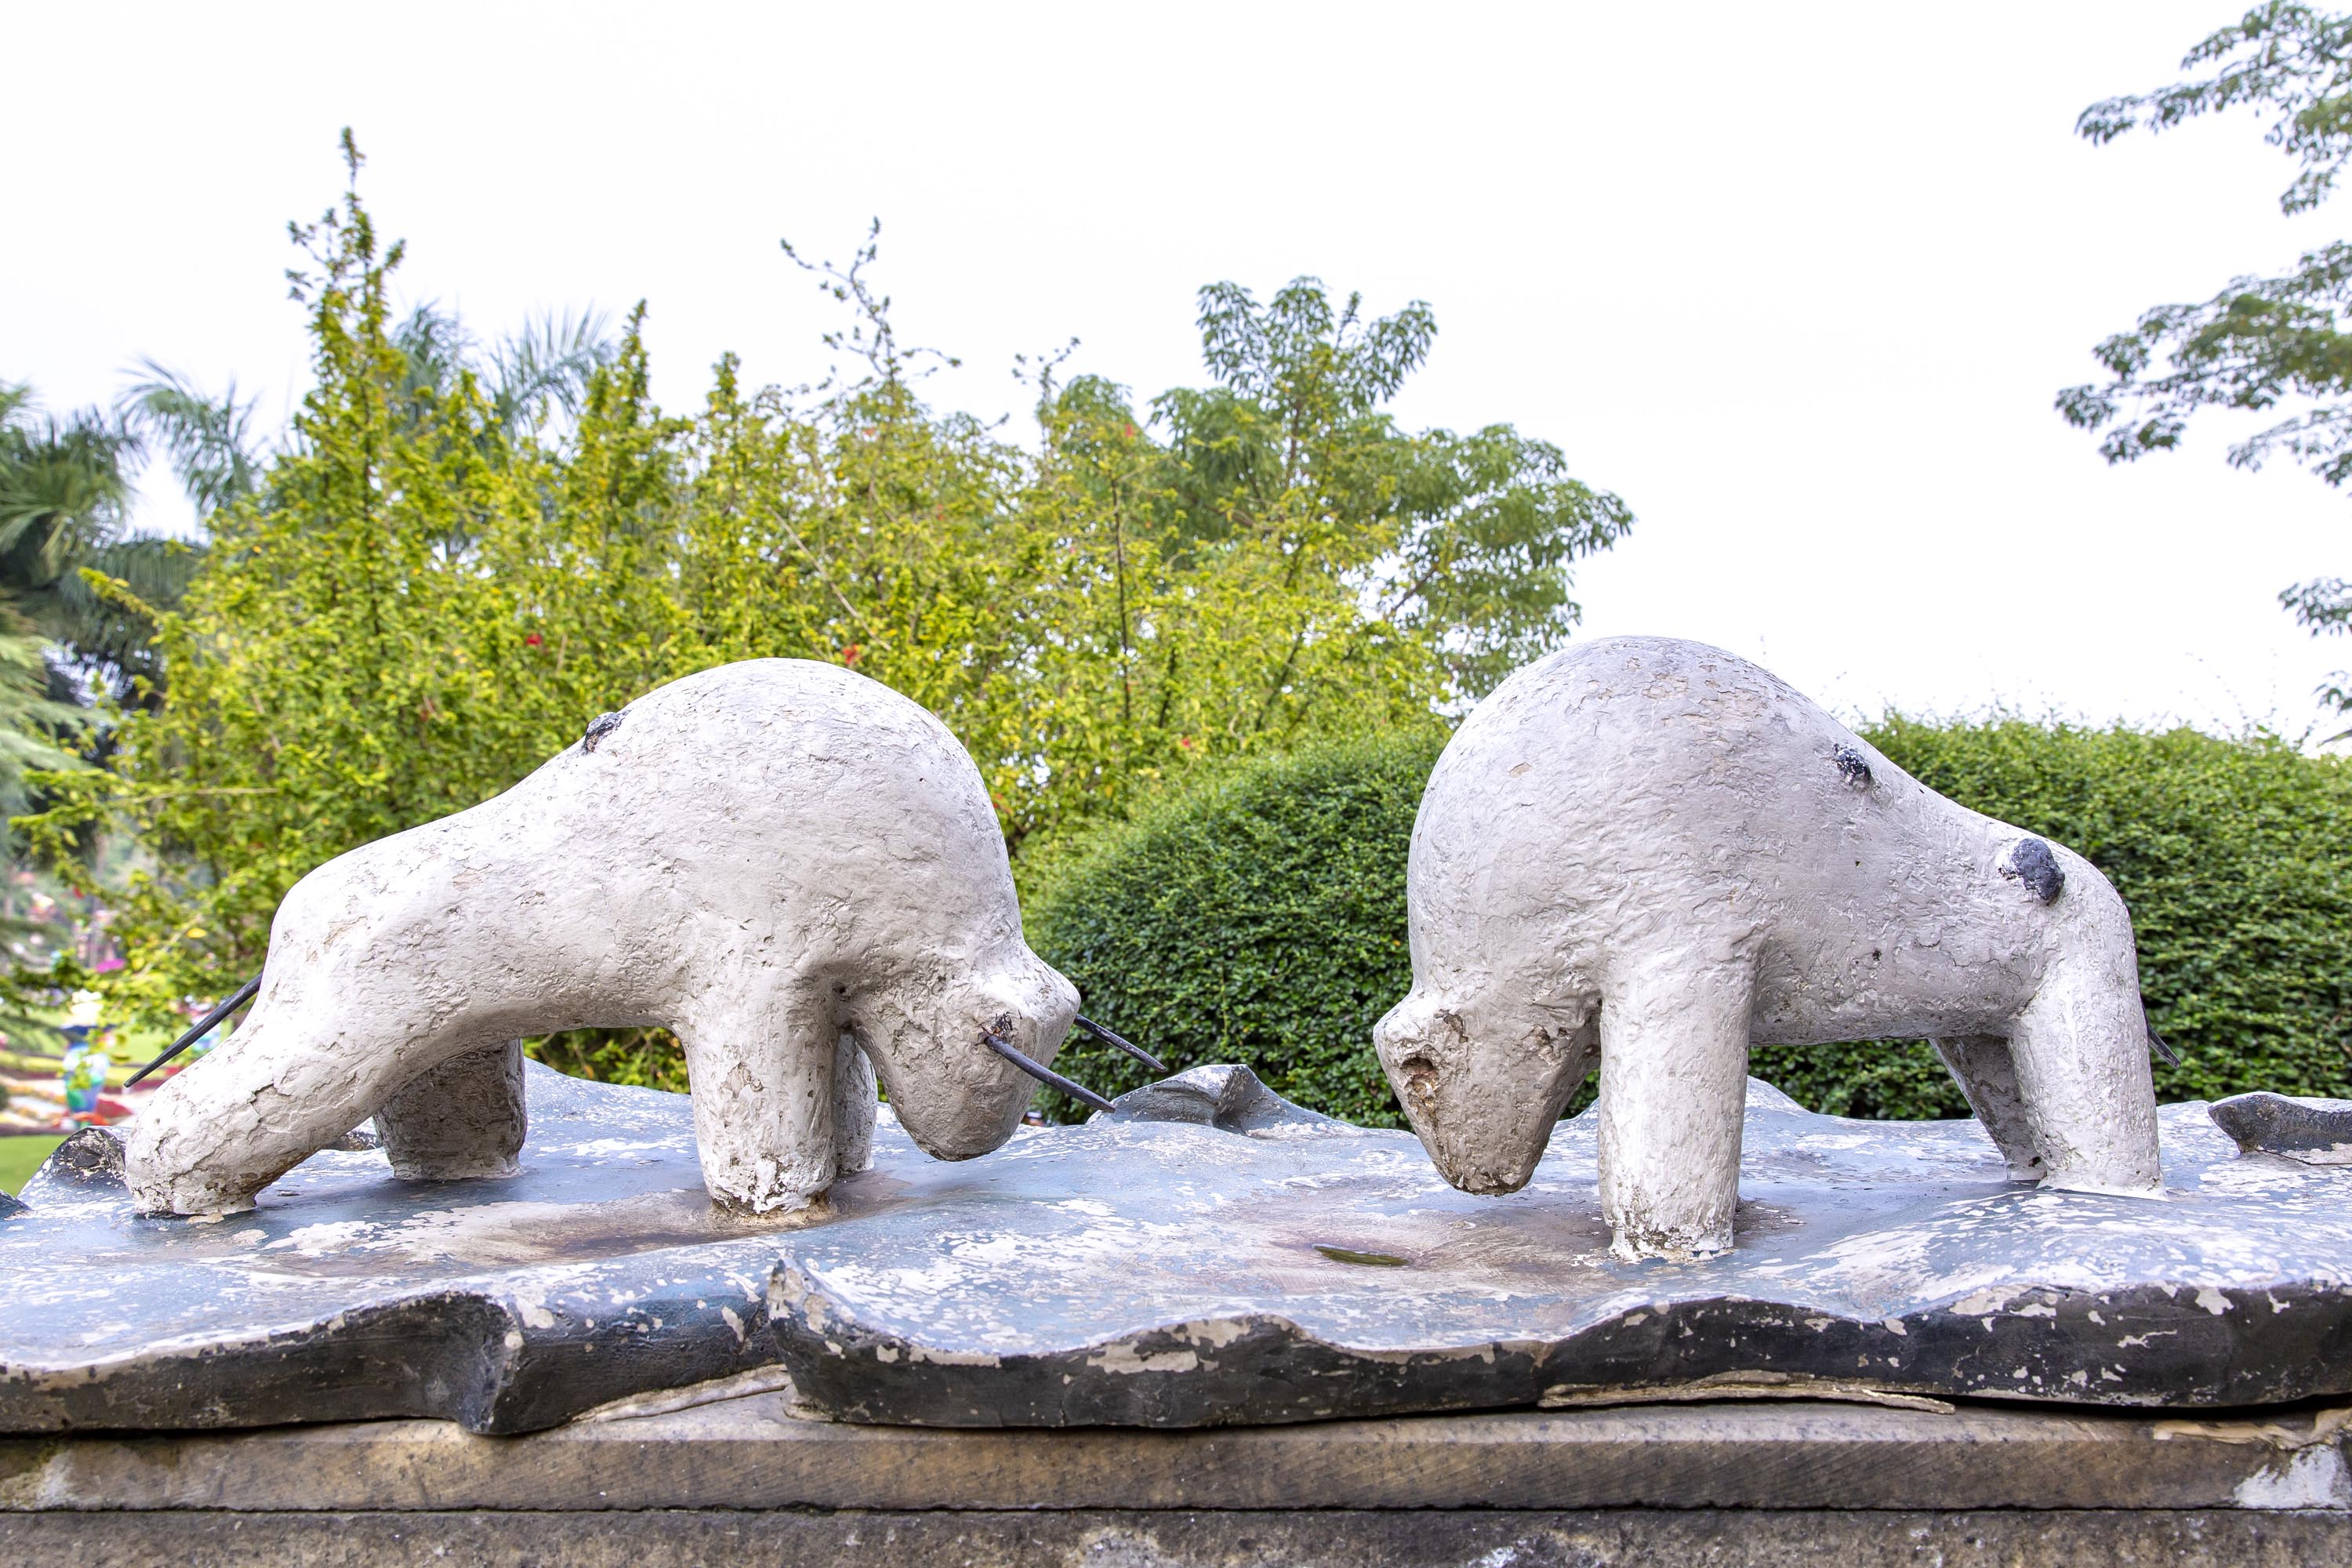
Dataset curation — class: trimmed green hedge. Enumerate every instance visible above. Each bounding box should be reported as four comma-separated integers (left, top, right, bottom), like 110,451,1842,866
1025,731,1446,1126
1025,717,2352,1123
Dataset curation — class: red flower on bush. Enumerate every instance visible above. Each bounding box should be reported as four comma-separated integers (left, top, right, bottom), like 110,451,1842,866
524,631,544,648
840,644,862,666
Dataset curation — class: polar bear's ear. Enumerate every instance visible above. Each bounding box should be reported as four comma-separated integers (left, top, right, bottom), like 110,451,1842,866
2001,837,2067,905
579,710,626,753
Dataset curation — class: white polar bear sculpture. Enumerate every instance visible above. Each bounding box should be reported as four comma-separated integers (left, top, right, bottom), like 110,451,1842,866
128,659,1079,1218
1374,637,2163,1261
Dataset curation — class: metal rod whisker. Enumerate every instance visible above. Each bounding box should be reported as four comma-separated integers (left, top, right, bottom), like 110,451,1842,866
982,1029,1118,1115
125,972,263,1089
1073,1014,1167,1074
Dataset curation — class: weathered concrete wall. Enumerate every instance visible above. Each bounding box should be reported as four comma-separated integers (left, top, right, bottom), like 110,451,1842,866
7,1507,2349,1568
8,1387,2345,1565
5,1392,2345,1513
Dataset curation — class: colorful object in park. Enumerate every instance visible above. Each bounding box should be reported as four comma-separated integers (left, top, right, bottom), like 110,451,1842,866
58,990,111,1119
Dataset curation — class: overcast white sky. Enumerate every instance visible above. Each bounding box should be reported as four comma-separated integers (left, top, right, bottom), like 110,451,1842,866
9,2,2350,735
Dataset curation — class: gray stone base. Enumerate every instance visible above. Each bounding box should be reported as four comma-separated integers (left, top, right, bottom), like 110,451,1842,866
6,1508,2350,1567
5,1392,2347,1565
19,1067,2352,1434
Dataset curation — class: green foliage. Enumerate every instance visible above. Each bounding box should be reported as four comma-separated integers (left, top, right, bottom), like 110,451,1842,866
1023,728,1447,1126
1028,713,2352,1125
29,145,1631,1057
117,361,265,520
0,390,104,869
2063,5,2352,708
2076,5,2352,217
0,379,194,704
24,148,583,1022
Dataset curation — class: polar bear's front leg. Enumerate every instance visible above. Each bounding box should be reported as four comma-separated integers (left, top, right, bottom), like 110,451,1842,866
679,974,849,1214
128,997,462,1216
1596,956,1755,1261
375,1040,527,1181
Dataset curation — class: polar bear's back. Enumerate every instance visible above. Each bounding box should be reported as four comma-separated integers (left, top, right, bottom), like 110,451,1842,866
601,659,970,780
527,656,985,822
1407,637,1992,960
270,659,1016,996
1424,635,1878,841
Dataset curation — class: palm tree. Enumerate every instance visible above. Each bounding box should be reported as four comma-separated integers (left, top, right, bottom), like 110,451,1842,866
1,303,615,710
117,361,263,517
0,382,187,706
0,386,108,855
392,303,617,436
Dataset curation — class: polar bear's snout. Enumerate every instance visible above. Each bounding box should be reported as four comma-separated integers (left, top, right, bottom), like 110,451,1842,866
874,956,1080,1163
1374,990,1592,1197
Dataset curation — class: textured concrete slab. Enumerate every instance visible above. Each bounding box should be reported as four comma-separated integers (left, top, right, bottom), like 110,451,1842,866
4,1065,2351,1433
3,1392,2348,1514
7,1508,2351,1568
2212,1091,2352,1165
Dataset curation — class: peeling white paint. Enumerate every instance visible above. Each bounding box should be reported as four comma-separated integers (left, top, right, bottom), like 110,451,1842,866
1089,1342,1203,1375
2234,1446,2352,1509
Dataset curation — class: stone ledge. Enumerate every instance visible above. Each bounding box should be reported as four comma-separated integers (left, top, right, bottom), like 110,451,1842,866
3,1393,2347,1515
4,1507,2350,1568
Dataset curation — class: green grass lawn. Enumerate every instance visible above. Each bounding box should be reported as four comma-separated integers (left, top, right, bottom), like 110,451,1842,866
0,1134,64,1196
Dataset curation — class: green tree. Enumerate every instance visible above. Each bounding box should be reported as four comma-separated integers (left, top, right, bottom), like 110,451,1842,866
0,381,196,705
28,151,1633,1076
26,139,550,1017
2062,4,2352,710
1155,279,1632,697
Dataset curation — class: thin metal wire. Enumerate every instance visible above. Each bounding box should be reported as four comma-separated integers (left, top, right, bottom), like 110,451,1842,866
125,972,264,1088
982,1029,1117,1114
1073,1014,1167,1074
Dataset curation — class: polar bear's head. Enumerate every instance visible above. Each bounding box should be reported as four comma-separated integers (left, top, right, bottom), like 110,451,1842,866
857,945,1081,1163
1374,985,1597,1196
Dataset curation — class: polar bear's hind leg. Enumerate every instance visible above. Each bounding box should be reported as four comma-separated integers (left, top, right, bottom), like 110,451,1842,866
1932,1034,2045,1182
375,1039,528,1181
831,1031,878,1176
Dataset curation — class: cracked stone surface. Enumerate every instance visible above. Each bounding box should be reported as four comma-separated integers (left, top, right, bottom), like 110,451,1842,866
1,1062,2348,1435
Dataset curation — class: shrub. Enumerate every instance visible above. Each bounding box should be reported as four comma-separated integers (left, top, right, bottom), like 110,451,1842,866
1024,729,1446,1125
1027,713,2352,1123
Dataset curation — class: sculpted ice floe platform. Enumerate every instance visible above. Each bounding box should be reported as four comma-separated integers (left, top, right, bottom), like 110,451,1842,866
1,1062,2348,1434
